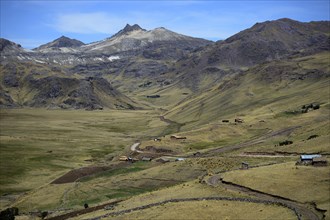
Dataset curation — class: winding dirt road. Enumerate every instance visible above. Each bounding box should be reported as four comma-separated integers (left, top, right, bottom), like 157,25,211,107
130,142,143,153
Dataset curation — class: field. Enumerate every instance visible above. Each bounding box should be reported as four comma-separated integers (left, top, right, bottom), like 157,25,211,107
1,101,330,219
222,162,330,219
0,109,168,209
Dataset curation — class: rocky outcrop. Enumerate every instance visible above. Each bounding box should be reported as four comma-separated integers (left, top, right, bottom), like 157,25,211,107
0,38,25,54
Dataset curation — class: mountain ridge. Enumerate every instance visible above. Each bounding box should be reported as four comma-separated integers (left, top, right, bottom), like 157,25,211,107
0,18,329,111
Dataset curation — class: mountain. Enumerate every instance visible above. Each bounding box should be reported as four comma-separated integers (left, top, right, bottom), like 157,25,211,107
0,19,329,111
80,24,212,58
111,24,146,38
163,18,330,94
0,62,139,110
0,38,27,54
33,36,85,52
201,18,329,67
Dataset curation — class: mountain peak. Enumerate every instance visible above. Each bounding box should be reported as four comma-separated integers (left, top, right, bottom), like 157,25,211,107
34,36,85,51
123,24,144,32
111,24,146,38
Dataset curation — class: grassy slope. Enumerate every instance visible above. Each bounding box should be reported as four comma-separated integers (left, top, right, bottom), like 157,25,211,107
165,52,330,129
114,200,296,220
75,177,296,220
222,162,330,219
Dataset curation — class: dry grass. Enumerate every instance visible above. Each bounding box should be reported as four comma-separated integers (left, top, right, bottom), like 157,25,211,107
113,200,296,220
222,161,330,218
0,109,168,209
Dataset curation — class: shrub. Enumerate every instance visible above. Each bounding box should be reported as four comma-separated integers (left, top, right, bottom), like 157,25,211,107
279,140,293,146
312,104,320,110
307,135,318,140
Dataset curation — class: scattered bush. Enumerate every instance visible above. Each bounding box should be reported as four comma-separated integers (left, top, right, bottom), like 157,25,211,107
0,207,19,220
279,140,293,146
301,103,320,113
307,135,319,140
146,95,160,98
41,211,48,219
313,104,320,110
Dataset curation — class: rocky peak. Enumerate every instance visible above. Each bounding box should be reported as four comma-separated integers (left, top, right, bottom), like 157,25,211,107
0,38,25,53
111,24,146,38
33,36,85,51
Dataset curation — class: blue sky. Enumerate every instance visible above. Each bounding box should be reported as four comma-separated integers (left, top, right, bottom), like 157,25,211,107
1,0,329,49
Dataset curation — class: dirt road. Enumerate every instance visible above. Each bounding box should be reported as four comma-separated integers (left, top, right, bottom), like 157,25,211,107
130,142,143,153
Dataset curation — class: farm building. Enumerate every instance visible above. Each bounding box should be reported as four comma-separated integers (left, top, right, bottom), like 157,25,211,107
300,154,321,161
312,157,328,166
175,158,185,161
298,154,322,165
241,162,249,170
142,157,152,161
235,118,244,123
119,156,129,161
170,135,187,140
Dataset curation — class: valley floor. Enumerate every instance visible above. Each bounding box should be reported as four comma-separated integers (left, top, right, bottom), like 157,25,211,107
0,108,329,220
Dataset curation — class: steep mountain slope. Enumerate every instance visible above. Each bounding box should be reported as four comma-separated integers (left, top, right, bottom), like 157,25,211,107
0,62,139,110
205,18,329,67
167,19,329,94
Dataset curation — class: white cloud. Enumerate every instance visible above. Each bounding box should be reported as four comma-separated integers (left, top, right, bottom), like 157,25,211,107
53,12,125,34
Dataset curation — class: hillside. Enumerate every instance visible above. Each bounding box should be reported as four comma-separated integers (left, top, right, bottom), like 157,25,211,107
0,62,139,110
164,19,330,94
165,52,330,129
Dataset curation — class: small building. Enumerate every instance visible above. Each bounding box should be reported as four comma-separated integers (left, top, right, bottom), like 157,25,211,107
119,156,128,161
119,156,135,162
312,157,328,166
300,154,321,162
170,135,187,140
154,138,162,142
142,157,152,161
235,118,244,123
299,154,322,165
241,162,249,170
175,158,185,161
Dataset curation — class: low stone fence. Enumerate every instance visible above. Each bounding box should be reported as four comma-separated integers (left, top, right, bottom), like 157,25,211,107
88,196,300,220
